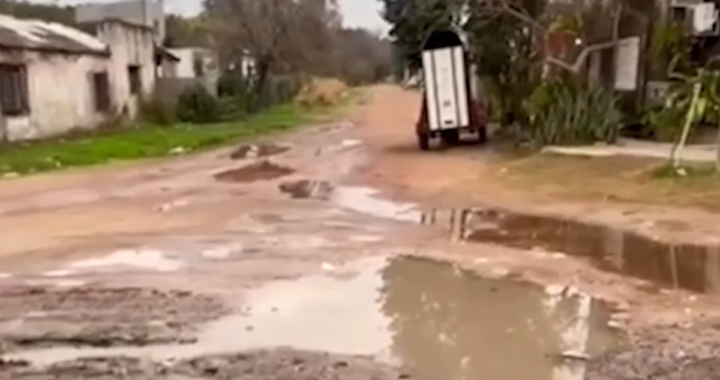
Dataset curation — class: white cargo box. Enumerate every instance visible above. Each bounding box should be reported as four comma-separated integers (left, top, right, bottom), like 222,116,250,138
421,46,470,131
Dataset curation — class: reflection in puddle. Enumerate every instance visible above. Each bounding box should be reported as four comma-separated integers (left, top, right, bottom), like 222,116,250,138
462,209,720,293
6,257,622,380
279,180,421,222
279,180,720,293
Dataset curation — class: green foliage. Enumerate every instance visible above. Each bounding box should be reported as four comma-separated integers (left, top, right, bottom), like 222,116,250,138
645,68,720,143
464,0,546,126
139,97,176,126
651,21,693,75
381,0,465,69
524,80,621,146
0,105,311,176
176,85,221,124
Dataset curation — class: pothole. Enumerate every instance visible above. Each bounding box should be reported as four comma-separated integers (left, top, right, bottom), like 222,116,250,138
230,143,290,160
279,179,333,199
5,257,624,380
461,208,720,293
215,161,295,183
0,287,227,351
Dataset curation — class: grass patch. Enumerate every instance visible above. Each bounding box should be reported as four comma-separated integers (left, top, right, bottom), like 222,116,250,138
0,104,317,176
492,152,720,210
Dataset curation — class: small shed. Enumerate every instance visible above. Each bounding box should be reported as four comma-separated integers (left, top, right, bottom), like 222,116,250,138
0,14,112,141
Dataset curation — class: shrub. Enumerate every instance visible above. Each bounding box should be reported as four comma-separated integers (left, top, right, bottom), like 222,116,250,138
176,84,220,124
523,80,621,147
139,97,176,126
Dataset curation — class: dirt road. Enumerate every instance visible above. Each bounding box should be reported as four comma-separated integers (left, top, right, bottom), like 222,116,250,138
1,86,720,379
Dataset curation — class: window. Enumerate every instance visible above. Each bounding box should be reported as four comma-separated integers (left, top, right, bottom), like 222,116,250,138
128,65,142,95
0,64,29,116
91,71,111,112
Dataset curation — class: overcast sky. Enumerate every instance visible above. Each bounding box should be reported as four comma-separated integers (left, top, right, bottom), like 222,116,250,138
37,0,389,33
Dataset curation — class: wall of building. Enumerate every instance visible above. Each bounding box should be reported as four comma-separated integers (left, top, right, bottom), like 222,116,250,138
94,21,156,119
0,50,111,141
75,0,165,44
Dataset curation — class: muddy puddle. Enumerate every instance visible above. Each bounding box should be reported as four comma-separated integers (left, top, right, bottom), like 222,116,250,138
5,257,622,380
279,179,720,294
215,160,294,183
460,209,720,293
230,143,290,160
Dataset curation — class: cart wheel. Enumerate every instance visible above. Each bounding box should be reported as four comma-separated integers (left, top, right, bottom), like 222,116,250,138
441,129,460,146
417,133,430,151
477,127,488,144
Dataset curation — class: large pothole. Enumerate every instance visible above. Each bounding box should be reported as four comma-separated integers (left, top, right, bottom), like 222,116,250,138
0,287,227,351
5,257,624,379
215,161,294,183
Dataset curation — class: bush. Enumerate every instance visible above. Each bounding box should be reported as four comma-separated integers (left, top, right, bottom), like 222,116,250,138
176,85,220,124
139,97,176,126
523,80,621,147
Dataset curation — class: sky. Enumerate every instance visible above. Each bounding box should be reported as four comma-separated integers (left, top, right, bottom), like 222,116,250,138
38,0,389,33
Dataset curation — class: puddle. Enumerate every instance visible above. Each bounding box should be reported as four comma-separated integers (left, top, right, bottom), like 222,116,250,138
463,208,720,293
278,179,720,293
66,249,183,272
215,161,295,183
6,257,623,380
230,143,290,160
279,180,421,222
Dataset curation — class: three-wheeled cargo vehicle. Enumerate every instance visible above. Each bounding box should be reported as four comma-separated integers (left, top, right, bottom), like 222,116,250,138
415,29,488,150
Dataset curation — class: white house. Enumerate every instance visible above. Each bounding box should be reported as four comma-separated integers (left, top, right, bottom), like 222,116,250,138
81,18,157,119
0,14,157,141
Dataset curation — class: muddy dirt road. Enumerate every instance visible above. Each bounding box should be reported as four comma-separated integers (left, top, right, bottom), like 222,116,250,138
2,86,720,379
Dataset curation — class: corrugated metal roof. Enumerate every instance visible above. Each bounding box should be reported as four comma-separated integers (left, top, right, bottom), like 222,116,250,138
0,13,109,55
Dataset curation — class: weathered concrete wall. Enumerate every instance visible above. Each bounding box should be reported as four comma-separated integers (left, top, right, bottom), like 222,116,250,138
94,20,156,119
0,50,111,141
75,0,165,44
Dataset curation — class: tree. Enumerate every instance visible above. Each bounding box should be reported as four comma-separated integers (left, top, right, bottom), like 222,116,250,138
0,0,75,25
164,14,211,48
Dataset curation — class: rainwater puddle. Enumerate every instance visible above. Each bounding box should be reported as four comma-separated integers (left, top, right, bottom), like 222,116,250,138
6,257,622,380
215,160,294,183
278,179,720,293
279,180,421,222
463,209,720,293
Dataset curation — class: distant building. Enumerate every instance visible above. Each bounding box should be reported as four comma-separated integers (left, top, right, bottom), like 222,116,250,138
0,14,157,141
75,0,165,44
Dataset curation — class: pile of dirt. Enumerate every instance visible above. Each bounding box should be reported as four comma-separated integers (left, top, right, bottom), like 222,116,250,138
230,144,290,160
586,322,720,380
0,287,227,351
295,78,348,107
3,349,409,380
214,161,294,183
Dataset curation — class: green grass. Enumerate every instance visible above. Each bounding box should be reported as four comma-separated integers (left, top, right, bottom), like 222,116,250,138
0,104,315,176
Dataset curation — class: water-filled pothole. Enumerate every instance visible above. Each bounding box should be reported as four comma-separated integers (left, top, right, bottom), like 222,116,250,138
279,179,720,293
6,257,623,380
230,143,290,160
215,161,294,183
462,209,720,293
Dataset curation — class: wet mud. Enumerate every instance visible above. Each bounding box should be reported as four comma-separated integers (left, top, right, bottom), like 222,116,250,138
1,349,406,380
230,144,290,160
0,287,227,351
6,257,623,380
278,179,333,200
214,161,295,183
462,208,720,293
586,321,720,380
